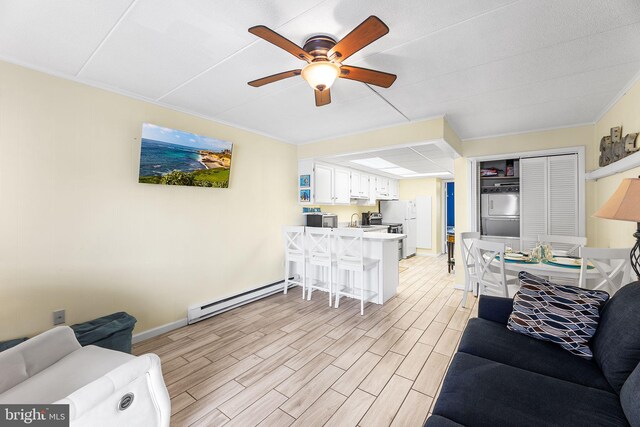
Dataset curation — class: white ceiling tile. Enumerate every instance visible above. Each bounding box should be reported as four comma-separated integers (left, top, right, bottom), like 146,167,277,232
451,91,613,139
160,42,303,117
79,0,326,99
216,78,406,143
0,0,133,74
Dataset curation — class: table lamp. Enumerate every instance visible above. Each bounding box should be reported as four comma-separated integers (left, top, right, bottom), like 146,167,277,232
593,177,640,279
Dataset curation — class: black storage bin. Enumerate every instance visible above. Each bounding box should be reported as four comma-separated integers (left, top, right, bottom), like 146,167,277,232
71,312,137,354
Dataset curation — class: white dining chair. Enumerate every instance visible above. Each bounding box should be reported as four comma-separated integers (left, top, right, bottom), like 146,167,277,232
306,227,334,306
333,228,379,315
538,234,587,257
283,226,306,298
578,247,632,294
474,239,520,298
460,232,480,308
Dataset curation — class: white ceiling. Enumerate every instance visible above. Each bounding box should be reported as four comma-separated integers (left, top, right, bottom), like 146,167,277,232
2,0,640,143
323,142,455,179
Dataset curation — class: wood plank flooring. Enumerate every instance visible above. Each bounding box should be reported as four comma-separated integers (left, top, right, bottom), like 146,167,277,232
134,255,477,427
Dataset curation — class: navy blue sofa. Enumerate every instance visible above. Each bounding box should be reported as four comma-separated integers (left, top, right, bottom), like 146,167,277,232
425,281,640,427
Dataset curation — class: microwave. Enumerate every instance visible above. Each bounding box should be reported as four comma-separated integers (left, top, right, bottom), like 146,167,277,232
305,213,338,228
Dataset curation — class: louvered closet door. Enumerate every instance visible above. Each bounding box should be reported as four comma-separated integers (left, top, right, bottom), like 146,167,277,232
520,157,548,250
548,154,578,237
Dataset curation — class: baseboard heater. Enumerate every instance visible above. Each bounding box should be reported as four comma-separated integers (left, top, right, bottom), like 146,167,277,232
187,279,286,324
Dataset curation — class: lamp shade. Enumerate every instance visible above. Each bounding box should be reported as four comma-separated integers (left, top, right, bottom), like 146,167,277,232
593,178,640,222
301,61,340,91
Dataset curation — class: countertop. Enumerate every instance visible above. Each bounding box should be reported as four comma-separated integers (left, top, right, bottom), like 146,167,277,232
362,232,406,241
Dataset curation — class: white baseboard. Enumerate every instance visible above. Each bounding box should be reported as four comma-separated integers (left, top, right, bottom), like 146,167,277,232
132,318,188,344
132,279,286,344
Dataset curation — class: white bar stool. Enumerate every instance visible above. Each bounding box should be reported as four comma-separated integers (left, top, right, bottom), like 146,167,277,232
306,227,334,306
283,226,306,298
334,228,379,315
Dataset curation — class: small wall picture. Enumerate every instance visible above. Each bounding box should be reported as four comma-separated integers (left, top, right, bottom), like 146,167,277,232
299,189,311,203
299,174,311,188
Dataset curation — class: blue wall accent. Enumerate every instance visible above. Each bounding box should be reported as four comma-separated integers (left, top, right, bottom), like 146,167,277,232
446,182,455,227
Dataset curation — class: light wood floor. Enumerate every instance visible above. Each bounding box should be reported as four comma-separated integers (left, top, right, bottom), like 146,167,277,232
134,255,478,427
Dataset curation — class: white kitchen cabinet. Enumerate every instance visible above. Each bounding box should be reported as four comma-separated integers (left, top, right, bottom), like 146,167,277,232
390,179,399,200
315,163,351,205
377,177,390,199
368,175,378,206
314,163,334,204
333,167,351,205
351,172,370,200
520,154,578,247
360,174,370,199
350,170,361,197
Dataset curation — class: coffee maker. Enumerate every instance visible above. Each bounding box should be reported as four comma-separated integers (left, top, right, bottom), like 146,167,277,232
361,211,382,226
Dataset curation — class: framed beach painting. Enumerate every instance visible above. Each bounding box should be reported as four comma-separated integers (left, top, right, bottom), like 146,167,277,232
138,123,233,188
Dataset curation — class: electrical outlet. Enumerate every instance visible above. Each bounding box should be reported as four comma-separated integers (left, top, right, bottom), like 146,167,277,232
53,309,65,325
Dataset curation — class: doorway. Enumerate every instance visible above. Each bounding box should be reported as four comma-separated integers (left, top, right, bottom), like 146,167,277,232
442,180,455,254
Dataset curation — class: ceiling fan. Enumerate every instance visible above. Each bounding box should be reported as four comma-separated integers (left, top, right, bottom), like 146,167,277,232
247,16,397,107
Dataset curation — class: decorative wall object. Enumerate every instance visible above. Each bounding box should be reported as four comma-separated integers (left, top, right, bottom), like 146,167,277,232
599,127,639,167
599,136,612,167
138,123,233,188
299,189,311,202
611,126,622,143
625,133,639,154
299,174,310,187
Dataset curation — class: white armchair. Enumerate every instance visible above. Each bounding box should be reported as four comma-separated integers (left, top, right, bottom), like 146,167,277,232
0,326,170,427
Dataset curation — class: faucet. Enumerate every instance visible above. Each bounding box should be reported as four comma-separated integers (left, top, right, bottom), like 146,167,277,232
350,213,360,228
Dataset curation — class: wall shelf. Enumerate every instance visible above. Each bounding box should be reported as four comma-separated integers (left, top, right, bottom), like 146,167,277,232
586,151,640,180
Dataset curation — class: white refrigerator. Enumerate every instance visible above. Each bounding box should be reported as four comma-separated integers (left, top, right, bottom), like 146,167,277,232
380,200,417,258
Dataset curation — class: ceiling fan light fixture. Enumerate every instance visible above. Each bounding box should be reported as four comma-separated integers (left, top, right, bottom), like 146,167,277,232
301,61,340,91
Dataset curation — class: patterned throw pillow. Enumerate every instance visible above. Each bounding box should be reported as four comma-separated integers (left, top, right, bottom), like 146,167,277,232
507,272,610,359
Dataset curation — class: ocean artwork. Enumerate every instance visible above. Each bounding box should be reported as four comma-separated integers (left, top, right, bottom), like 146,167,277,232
138,123,233,188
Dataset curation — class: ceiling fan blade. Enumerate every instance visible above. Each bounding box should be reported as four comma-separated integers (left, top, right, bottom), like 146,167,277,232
315,88,331,107
328,16,389,62
249,25,313,62
248,69,301,87
339,65,396,88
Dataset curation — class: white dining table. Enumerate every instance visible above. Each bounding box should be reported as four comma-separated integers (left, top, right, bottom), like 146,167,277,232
497,255,606,282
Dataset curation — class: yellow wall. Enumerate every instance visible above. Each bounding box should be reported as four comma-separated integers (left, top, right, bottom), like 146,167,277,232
399,178,443,254
298,117,446,159
0,61,299,341
589,78,640,249
453,158,470,285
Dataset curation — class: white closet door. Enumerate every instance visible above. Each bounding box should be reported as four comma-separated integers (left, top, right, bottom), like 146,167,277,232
548,154,578,236
520,157,548,246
